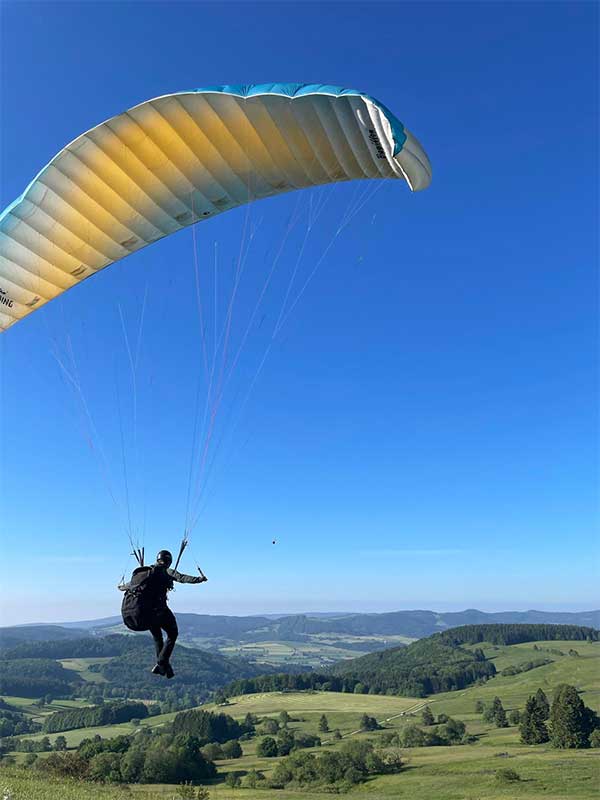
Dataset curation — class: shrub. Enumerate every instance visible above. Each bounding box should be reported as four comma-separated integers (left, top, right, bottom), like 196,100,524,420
496,768,521,782
224,772,241,788
243,769,265,788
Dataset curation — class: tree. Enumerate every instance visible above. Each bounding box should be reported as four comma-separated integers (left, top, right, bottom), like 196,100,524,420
535,688,550,720
550,685,595,749
279,711,290,726
490,697,508,728
421,706,435,726
508,709,521,726
436,713,449,724
442,717,466,743
260,718,279,735
475,700,485,714
221,740,242,759
120,747,145,783
87,752,123,783
54,735,67,751
256,736,278,757
201,743,224,761
400,724,427,747
333,729,342,740
318,714,329,732
23,752,37,767
590,729,600,748
520,695,549,744
360,714,379,731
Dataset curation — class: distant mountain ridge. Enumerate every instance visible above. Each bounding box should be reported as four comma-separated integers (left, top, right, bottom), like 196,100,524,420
2,608,598,648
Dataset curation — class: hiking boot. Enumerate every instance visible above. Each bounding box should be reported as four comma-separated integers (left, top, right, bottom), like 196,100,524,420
151,663,166,676
165,663,175,679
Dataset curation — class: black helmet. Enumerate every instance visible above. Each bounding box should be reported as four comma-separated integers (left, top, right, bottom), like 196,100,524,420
156,550,173,567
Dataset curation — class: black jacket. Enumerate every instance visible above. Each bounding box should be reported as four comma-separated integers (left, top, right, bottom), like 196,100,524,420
119,565,201,608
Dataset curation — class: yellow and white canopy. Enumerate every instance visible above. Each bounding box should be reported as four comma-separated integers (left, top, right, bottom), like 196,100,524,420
0,83,431,332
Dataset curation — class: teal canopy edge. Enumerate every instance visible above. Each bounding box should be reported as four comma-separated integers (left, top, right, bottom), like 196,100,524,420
0,83,406,228
191,83,407,156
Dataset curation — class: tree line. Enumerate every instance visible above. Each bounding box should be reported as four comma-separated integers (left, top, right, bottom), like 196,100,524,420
42,700,149,733
0,706,41,738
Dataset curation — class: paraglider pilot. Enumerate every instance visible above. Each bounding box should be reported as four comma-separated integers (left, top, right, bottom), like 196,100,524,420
118,550,206,678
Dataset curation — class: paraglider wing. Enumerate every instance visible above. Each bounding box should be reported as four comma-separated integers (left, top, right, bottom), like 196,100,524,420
0,83,431,331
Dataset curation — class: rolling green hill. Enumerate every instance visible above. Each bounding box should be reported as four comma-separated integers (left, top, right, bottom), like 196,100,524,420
329,636,495,696
2,635,599,799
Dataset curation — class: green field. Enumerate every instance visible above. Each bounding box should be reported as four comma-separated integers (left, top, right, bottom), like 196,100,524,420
2,639,599,799
59,657,112,683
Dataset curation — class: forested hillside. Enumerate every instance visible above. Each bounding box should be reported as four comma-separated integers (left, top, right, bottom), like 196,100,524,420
0,659,82,697
0,634,271,706
329,637,496,696
2,635,144,661
438,624,599,647
95,644,269,697
0,626,89,650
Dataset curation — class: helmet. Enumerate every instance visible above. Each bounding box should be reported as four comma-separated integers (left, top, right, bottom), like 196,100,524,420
156,550,173,567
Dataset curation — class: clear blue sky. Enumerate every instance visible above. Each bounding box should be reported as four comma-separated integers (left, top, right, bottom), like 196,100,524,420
1,1,597,624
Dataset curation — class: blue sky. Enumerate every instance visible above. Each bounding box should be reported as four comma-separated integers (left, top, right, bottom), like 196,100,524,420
1,1,597,624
